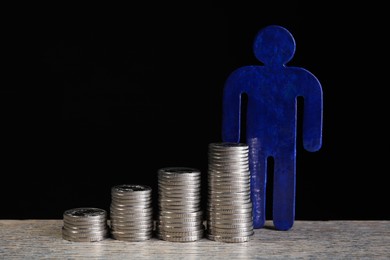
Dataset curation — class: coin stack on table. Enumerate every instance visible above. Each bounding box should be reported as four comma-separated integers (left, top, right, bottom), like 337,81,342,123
206,142,254,243
109,184,154,241
62,207,109,242
156,167,205,242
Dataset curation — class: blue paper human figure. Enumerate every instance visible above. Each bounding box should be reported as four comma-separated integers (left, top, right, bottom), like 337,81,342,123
222,25,323,230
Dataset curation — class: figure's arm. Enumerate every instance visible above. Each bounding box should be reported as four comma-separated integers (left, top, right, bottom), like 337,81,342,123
222,69,246,143
300,70,323,152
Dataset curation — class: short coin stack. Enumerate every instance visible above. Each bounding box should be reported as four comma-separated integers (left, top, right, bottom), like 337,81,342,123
110,184,153,241
62,207,109,242
157,167,204,242
207,142,254,243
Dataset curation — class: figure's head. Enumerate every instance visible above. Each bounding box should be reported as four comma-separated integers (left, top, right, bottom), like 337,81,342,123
253,25,296,66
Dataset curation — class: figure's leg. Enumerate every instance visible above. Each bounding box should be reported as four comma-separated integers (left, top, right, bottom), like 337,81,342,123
248,138,267,229
273,150,296,231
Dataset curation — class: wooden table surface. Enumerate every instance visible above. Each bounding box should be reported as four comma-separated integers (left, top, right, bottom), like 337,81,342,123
0,220,389,259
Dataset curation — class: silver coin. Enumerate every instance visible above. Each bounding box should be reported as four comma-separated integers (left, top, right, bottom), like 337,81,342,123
110,218,153,223
158,213,203,220
158,199,201,206
64,208,107,219
62,224,107,231
207,141,254,239
109,184,155,242
208,166,249,172
111,233,153,241
157,226,204,235
209,142,248,148
109,223,153,230
112,184,152,193
158,197,201,203
157,225,204,233
63,219,107,227
157,233,204,242
158,192,201,198
207,227,254,236
157,166,203,241
62,228,109,238
157,230,204,238
112,189,152,194
62,229,108,237
208,188,250,194
158,220,203,227
158,172,201,178
62,207,108,242
208,190,250,195
62,228,108,236
110,203,152,210
157,220,203,227
158,167,201,174
110,214,153,220
209,152,249,157
111,196,152,202
158,181,201,187
158,208,201,214
111,225,153,232
158,185,201,191
207,211,252,217
110,205,153,212
62,226,103,231
208,173,250,178
111,235,152,241
208,157,249,162
111,195,152,200
111,230,153,236
207,218,252,224
208,180,250,186
207,207,253,214
208,170,250,176
207,220,253,229
208,188,251,194
158,177,201,183
110,224,153,231
62,233,108,242
110,212,153,219
206,233,252,243
208,180,250,185
157,224,203,232
158,182,200,188
208,170,250,175
208,179,250,184
158,205,201,211
159,210,203,217
209,153,249,157
207,197,251,203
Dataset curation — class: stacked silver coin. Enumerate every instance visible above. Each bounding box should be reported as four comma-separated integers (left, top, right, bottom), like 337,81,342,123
207,142,254,243
110,184,153,241
62,207,109,242
157,167,204,242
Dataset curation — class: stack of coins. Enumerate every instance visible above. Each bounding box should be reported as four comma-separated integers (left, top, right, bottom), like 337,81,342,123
109,184,153,241
157,167,204,242
207,142,254,243
62,207,109,242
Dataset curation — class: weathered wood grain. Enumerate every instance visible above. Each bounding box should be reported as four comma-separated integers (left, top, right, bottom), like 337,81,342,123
0,220,389,259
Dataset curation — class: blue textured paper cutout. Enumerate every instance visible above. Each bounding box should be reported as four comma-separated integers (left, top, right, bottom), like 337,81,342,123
222,25,323,230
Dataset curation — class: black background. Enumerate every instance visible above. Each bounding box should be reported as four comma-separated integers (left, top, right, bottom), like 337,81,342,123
2,3,388,220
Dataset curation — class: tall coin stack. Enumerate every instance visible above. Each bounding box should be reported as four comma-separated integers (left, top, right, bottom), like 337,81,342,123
109,184,153,241
62,207,109,242
157,167,205,242
207,142,254,243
